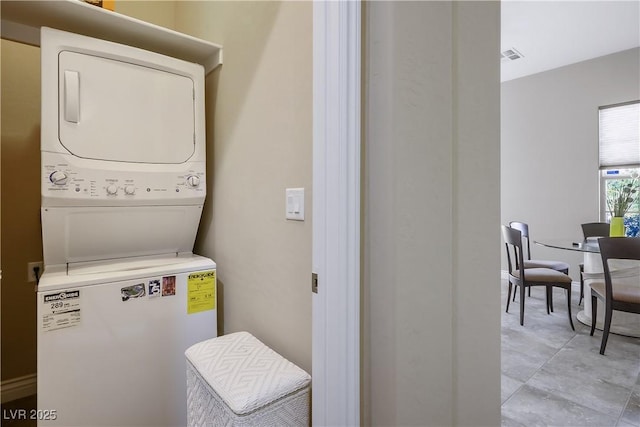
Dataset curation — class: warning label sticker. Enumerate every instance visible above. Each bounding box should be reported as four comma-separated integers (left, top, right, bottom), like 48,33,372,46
187,270,216,314
42,290,81,332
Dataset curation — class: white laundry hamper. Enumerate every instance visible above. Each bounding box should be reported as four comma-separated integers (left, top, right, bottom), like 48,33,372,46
185,331,311,427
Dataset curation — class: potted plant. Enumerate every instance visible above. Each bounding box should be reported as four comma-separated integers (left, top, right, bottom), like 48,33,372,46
606,173,639,236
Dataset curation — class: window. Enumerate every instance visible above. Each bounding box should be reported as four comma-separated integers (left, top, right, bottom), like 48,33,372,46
599,101,640,237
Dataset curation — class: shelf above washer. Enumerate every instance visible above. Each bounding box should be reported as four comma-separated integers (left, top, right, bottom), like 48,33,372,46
0,0,222,74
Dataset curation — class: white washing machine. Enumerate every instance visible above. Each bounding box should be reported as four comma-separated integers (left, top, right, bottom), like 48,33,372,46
37,28,217,426
37,255,216,427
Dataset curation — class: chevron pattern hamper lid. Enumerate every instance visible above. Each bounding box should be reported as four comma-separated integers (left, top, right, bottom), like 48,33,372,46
185,331,311,415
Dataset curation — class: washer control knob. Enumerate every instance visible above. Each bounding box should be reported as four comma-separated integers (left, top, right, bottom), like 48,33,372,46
124,185,136,195
49,171,68,185
186,175,200,188
106,184,118,195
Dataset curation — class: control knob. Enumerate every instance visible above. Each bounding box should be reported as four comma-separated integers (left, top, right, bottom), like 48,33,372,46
49,171,68,186
186,175,201,188
106,184,118,195
124,185,136,195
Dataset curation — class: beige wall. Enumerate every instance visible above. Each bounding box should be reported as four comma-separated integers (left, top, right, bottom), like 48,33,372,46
363,2,501,425
1,39,41,381
174,1,313,373
0,1,177,383
114,0,176,29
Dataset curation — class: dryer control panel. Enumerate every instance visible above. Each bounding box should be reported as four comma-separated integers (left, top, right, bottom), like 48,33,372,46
41,152,205,207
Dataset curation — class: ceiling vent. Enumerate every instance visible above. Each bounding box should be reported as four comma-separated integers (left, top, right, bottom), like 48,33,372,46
501,48,524,63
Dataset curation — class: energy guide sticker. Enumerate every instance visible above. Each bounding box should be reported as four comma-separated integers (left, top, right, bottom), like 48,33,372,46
187,270,216,314
42,290,81,332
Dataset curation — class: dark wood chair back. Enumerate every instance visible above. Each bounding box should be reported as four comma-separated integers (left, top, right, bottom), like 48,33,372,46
581,222,610,239
509,221,531,260
599,237,640,303
590,236,640,354
502,225,525,277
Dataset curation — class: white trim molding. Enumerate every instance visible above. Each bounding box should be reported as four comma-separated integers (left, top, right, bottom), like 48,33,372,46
1,374,37,403
312,0,361,426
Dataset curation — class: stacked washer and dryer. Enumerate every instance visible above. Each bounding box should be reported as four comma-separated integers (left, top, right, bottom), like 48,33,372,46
37,27,217,426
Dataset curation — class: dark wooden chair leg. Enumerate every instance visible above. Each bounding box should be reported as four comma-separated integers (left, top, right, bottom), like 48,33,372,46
566,287,574,331
506,282,512,313
512,286,528,301
590,294,597,336
545,287,551,314
579,264,585,306
520,284,526,326
600,304,613,355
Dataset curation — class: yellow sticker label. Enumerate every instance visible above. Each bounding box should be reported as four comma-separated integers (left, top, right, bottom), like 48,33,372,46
187,270,216,314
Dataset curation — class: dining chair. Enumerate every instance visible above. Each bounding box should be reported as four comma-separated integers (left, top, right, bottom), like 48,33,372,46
502,225,575,329
589,237,640,355
578,222,611,305
509,221,570,308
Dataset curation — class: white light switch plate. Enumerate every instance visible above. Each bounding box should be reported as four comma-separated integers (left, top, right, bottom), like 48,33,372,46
286,188,305,221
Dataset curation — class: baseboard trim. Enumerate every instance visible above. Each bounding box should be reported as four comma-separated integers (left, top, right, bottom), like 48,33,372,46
1,373,37,403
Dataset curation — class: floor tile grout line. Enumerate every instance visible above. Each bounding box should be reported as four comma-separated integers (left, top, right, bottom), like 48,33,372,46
614,388,636,427
500,323,579,409
500,279,640,427
522,329,636,423
502,380,623,426
501,366,630,426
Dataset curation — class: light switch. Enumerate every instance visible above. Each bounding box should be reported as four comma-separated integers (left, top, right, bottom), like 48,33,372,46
286,188,305,221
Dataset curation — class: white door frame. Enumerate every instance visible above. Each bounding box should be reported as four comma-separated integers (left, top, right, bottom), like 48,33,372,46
312,1,361,426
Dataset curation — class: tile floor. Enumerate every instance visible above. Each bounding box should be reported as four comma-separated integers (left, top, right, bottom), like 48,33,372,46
501,280,640,427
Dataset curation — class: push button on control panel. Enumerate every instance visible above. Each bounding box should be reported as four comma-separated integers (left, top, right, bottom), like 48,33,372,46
49,170,68,185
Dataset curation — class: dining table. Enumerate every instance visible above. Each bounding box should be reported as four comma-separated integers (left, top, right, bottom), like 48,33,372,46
535,238,640,338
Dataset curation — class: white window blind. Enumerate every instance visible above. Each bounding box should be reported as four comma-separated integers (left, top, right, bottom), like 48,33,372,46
599,101,640,169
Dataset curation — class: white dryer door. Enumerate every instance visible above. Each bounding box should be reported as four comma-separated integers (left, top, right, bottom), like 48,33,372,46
58,51,195,164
